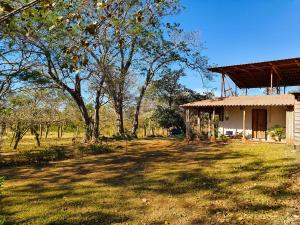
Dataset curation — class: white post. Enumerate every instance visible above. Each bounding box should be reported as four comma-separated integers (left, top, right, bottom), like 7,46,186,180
208,112,211,139
270,70,273,95
197,110,201,134
211,108,216,141
242,107,246,142
186,108,190,140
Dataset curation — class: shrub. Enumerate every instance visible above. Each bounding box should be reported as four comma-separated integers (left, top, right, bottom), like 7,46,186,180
198,131,208,141
79,144,113,155
174,133,185,140
170,128,183,135
48,146,67,160
269,126,285,141
0,176,4,225
0,176,4,189
190,131,198,141
112,133,134,141
0,217,4,225
218,134,229,142
21,146,67,165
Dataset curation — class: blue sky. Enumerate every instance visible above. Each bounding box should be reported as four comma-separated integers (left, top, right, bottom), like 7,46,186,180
173,0,300,96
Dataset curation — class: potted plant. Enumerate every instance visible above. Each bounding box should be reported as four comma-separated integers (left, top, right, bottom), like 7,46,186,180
269,126,285,142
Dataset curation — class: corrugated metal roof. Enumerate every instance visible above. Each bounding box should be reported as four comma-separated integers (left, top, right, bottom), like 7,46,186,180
181,94,295,108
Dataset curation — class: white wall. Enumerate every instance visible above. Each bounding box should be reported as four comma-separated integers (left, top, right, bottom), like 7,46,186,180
218,106,286,139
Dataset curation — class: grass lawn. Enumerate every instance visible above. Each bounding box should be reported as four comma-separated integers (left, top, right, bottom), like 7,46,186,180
1,139,300,224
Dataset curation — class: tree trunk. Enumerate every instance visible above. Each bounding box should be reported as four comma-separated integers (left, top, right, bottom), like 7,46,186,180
57,125,61,139
13,130,21,150
131,85,147,137
32,127,41,147
39,124,43,139
92,90,101,143
144,124,147,137
10,132,15,147
46,53,92,143
71,93,93,142
115,101,125,134
76,126,79,137
0,122,5,136
60,125,63,138
0,122,5,148
45,124,49,139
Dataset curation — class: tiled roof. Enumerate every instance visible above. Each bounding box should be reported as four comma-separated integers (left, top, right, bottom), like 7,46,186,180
181,94,295,108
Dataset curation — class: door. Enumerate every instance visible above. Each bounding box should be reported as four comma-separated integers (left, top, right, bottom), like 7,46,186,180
252,109,267,139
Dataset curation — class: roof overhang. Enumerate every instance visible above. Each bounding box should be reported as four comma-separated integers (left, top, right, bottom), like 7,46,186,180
208,57,300,88
181,94,295,108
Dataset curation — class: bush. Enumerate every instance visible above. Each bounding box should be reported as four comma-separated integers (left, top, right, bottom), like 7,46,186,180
170,128,183,135
79,144,113,155
0,217,4,225
112,133,134,141
198,132,208,141
174,133,185,140
21,146,67,165
269,126,285,141
218,134,229,142
0,176,4,225
48,146,67,160
0,176,4,189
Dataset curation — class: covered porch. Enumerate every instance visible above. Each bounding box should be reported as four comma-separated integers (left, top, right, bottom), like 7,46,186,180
182,94,295,143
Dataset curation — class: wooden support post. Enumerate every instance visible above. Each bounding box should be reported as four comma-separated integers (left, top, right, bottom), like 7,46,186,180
185,108,191,140
208,112,211,139
197,109,201,134
224,75,235,96
270,70,273,95
211,108,216,141
242,107,246,142
221,74,225,98
235,84,238,96
284,86,286,94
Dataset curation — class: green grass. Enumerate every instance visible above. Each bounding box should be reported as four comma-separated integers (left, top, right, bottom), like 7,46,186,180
0,139,299,224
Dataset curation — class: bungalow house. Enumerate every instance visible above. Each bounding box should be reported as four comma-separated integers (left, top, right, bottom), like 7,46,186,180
182,57,300,145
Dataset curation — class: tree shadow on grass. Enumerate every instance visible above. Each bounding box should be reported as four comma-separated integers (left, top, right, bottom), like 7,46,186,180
1,139,299,224
45,211,129,225
98,146,253,196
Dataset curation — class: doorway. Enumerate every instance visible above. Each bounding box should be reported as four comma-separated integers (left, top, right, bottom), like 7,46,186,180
252,109,267,139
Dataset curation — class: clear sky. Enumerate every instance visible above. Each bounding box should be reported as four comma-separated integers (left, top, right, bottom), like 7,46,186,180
173,0,300,96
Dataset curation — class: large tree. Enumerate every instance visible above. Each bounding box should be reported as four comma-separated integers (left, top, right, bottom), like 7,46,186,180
85,0,183,134
1,0,211,140
0,0,108,141
130,25,210,136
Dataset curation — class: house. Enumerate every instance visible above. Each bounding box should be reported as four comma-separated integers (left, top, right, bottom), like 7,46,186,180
182,57,300,145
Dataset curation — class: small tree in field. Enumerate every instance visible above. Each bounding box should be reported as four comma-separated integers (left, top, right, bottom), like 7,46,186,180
153,69,213,133
3,89,62,149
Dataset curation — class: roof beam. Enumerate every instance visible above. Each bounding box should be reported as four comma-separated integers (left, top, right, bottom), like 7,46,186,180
294,60,300,69
225,72,247,88
208,58,300,88
233,66,260,87
250,65,265,72
270,64,283,84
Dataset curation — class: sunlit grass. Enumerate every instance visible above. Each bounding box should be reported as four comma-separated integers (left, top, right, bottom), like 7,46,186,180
1,139,299,224
0,132,80,153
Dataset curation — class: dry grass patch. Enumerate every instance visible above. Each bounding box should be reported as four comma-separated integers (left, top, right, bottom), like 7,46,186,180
0,139,299,224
